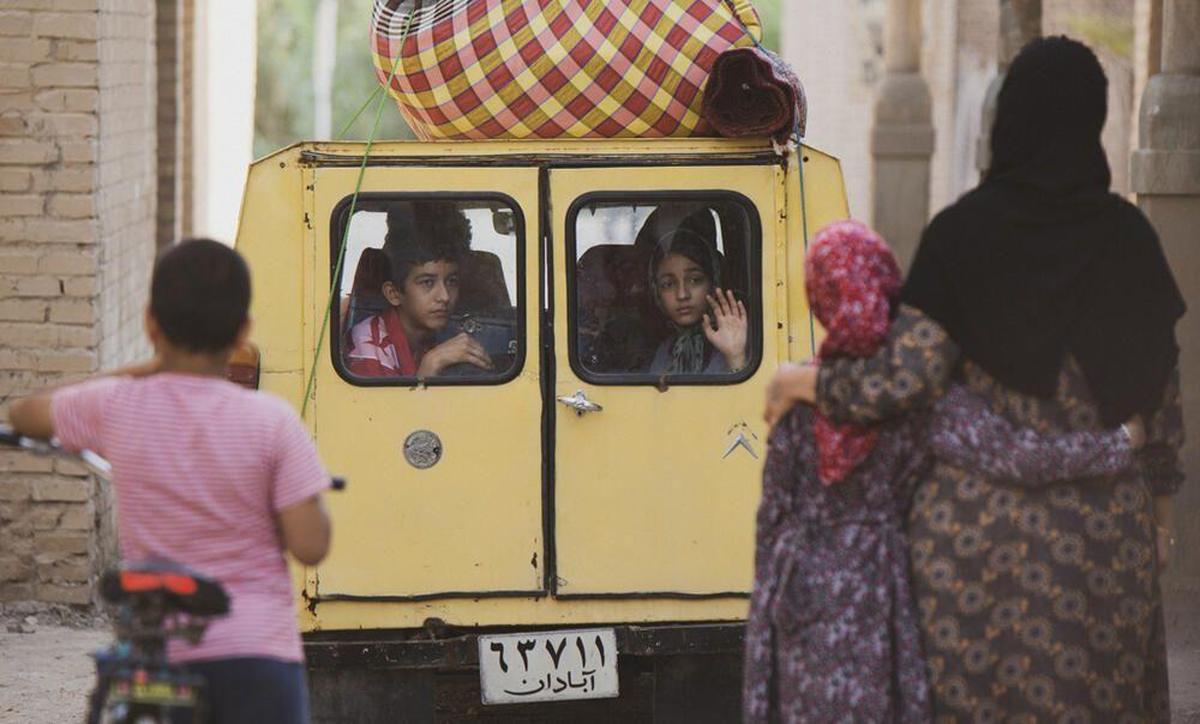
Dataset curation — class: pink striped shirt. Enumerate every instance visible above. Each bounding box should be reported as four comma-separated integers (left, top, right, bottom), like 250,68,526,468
51,373,329,664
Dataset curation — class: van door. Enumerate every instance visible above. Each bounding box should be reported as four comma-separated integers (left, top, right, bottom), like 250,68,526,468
309,166,545,599
549,164,782,596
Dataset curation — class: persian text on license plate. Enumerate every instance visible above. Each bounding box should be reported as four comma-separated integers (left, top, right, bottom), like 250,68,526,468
478,628,618,705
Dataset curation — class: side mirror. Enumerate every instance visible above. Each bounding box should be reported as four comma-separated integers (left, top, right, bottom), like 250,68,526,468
226,342,261,390
492,209,515,236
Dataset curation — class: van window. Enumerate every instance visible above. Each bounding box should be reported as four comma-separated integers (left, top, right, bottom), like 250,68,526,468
332,195,524,385
570,195,761,384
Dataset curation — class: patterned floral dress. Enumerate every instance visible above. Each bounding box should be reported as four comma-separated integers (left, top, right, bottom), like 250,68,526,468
814,306,1184,723
744,401,933,724
743,315,1137,723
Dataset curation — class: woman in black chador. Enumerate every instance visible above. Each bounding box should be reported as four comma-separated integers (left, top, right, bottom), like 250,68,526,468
768,36,1186,720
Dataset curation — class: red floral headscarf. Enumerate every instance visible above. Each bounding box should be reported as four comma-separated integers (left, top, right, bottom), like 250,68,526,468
805,220,902,486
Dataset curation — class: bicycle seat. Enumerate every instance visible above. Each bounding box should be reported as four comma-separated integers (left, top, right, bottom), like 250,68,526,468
100,561,230,617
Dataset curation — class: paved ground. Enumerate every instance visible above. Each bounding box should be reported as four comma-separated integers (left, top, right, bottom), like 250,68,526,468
0,618,1198,722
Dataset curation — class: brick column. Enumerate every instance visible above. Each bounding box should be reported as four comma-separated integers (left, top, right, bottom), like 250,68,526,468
1,2,104,606
871,0,934,270
0,0,158,606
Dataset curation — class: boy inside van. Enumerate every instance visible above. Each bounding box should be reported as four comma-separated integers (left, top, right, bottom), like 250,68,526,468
346,201,494,378
8,239,332,723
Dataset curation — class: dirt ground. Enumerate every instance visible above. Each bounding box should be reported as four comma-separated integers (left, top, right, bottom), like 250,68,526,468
0,609,108,723
1,606,1198,723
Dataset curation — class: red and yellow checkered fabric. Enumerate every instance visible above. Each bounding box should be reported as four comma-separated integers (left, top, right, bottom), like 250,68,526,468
371,0,762,140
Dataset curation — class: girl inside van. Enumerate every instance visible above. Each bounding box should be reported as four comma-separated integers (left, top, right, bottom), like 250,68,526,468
647,226,748,376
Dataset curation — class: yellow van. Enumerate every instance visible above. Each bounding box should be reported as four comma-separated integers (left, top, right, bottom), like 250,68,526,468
235,137,847,720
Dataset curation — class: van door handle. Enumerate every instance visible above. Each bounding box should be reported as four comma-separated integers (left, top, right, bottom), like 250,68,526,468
557,390,603,416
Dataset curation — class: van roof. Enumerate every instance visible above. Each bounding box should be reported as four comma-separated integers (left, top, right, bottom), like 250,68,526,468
254,137,831,169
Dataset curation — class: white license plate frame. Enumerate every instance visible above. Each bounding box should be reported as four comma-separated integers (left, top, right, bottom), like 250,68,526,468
477,628,619,705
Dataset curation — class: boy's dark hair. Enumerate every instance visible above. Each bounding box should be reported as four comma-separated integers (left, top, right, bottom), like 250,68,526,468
382,201,471,286
150,238,251,353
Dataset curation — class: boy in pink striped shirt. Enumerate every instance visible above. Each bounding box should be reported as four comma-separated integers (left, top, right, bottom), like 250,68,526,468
9,239,332,724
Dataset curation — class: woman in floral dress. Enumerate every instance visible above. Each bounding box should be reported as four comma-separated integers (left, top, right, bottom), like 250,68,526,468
766,38,1185,721
743,221,1144,723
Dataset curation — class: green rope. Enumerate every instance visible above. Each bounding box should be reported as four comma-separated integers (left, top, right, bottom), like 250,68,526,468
337,84,384,140
301,12,414,419
793,123,815,356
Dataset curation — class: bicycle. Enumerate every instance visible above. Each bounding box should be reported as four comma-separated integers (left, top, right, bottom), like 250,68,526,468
1,425,225,723
89,561,229,723
0,424,342,723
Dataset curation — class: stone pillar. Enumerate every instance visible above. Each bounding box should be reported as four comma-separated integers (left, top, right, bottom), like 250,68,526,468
871,0,934,270
1132,0,1200,639
1132,0,1163,156
180,0,195,237
976,0,1042,174
157,0,184,251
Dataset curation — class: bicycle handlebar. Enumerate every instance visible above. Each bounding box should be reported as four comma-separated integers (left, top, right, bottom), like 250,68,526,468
0,424,345,491
0,424,113,478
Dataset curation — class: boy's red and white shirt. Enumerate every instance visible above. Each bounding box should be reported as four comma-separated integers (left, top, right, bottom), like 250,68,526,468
346,307,417,377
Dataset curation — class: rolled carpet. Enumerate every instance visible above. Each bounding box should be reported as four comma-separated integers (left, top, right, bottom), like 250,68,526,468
701,46,806,142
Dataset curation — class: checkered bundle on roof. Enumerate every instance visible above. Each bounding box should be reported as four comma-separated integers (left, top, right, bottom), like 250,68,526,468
370,0,763,140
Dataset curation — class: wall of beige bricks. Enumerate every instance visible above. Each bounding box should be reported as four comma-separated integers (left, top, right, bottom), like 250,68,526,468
0,0,158,605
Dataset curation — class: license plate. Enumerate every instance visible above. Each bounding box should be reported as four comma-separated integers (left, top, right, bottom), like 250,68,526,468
478,628,619,705
108,678,199,706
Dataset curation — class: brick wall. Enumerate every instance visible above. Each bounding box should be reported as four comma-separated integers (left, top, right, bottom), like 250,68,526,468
0,0,158,606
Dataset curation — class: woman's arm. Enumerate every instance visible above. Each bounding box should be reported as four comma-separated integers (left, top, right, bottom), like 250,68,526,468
764,362,817,428
813,305,960,426
926,385,1139,485
763,306,959,428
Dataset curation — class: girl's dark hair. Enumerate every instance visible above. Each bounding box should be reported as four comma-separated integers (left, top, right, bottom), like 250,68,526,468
382,201,472,285
650,228,721,288
150,238,251,353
